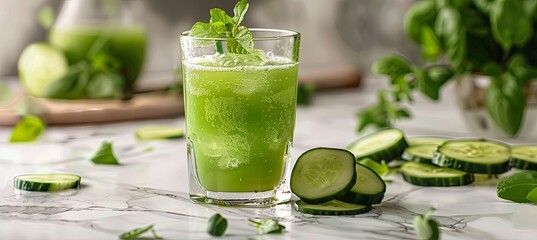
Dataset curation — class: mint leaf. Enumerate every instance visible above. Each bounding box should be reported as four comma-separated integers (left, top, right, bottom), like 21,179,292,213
90,141,119,165
119,224,161,240
228,26,253,54
209,8,234,34
486,73,526,136
233,0,249,26
45,62,90,99
9,115,46,143
491,0,532,50
207,214,227,237
38,5,54,30
249,218,285,235
526,187,537,204
190,22,219,38
413,208,440,240
497,171,537,203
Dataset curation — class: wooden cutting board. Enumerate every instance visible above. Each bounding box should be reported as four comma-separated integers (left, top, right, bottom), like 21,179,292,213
0,92,184,126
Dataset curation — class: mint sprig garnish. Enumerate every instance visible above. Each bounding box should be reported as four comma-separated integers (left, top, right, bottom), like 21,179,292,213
189,0,253,54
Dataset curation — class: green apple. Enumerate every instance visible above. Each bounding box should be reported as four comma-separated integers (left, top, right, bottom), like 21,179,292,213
18,43,68,97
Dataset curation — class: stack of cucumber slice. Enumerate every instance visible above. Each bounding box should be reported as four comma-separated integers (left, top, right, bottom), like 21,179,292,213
290,148,385,215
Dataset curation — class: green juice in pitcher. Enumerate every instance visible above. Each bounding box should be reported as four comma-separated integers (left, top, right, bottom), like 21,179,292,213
184,55,298,192
49,26,146,87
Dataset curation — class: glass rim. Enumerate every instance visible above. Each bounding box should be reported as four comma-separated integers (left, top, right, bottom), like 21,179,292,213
180,28,300,41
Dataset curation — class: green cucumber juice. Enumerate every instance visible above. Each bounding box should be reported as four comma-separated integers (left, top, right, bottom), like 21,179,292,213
184,54,298,192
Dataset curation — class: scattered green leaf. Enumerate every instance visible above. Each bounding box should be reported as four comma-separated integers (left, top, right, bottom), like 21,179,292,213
413,208,440,240
90,141,119,165
358,158,389,177
9,115,46,143
249,218,286,235
497,171,537,203
297,83,315,106
207,213,228,237
526,187,537,204
119,224,162,240
372,55,412,80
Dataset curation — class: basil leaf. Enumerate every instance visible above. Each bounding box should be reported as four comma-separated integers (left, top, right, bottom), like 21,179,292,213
413,208,440,240
249,218,285,235
233,0,249,26
436,0,471,9
507,55,537,82
45,62,90,99
486,73,526,136
526,187,537,204
90,141,119,165
524,0,537,19
404,0,436,45
420,25,442,61
491,0,532,50
414,66,452,101
38,5,54,30
473,0,494,14
207,213,227,237
86,72,124,99
119,224,161,240
497,171,537,203
481,61,503,76
9,115,46,143
372,55,412,80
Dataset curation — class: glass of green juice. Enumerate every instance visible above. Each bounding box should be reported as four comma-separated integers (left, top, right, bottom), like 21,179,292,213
181,29,301,206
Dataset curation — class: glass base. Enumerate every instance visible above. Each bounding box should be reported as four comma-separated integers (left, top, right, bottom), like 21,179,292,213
190,188,291,207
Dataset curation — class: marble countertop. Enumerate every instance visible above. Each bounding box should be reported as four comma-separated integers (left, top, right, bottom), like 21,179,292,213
1,84,537,240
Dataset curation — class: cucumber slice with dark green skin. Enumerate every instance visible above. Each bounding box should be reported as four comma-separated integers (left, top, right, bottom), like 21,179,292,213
290,148,356,204
402,145,437,164
408,137,448,146
136,126,184,140
14,174,81,192
400,161,474,187
294,200,372,215
337,163,386,205
511,146,537,170
432,139,511,174
347,128,408,163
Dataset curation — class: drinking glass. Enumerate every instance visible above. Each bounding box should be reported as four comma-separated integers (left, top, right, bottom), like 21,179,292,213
181,29,301,206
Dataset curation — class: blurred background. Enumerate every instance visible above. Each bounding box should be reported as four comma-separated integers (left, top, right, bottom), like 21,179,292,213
0,0,419,86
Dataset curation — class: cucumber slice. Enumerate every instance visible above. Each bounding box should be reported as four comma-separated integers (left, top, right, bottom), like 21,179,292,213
408,137,448,146
136,126,184,140
14,174,81,192
290,148,356,204
400,161,474,187
294,200,372,215
511,146,537,170
347,128,408,162
402,145,437,164
432,139,511,174
337,163,386,205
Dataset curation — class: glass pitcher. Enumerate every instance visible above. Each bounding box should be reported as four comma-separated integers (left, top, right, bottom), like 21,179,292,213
50,0,146,99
